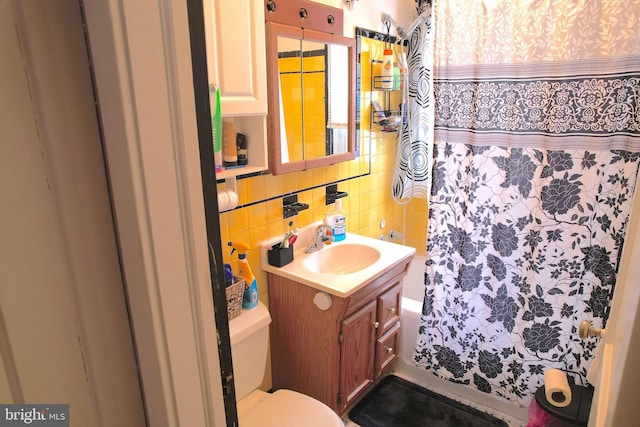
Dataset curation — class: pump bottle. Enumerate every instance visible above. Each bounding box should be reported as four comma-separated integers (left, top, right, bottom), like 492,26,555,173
325,199,346,242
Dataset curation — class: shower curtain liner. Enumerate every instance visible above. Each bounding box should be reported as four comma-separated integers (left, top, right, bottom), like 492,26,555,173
391,2,434,201
413,0,640,406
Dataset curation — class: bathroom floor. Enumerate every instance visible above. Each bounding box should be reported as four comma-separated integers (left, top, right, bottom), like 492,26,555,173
342,373,527,427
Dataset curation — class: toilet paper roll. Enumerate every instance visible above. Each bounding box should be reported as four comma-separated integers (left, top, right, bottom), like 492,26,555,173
217,189,239,212
544,369,572,408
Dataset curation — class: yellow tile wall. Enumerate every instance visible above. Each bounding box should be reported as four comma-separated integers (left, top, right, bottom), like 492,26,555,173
303,69,326,159
279,54,327,161
219,37,428,307
279,68,303,162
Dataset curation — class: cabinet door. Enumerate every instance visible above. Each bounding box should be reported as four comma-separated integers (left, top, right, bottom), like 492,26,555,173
374,322,400,378
339,300,376,410
377,282,402,336
203,0,267,115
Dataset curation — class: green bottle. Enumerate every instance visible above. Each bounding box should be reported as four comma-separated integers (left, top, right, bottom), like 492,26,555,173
211,84,223,172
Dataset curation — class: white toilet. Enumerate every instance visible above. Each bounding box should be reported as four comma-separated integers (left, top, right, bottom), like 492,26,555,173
229,301,344,427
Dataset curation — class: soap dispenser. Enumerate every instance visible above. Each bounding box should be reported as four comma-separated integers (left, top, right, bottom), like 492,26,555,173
326,199,346,242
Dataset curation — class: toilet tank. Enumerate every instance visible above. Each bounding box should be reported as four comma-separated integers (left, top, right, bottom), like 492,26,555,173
228,301,272,401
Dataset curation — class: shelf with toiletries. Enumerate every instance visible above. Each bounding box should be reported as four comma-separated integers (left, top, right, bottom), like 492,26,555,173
371,104,403,133
371,75,402,91
203,0,269,181
369,59,404,133
213,115,269,181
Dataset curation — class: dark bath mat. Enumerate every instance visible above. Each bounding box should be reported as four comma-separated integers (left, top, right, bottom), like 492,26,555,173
349,375,509,427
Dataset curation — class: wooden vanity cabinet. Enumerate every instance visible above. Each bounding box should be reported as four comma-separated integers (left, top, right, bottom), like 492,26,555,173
339,300,377,409
267,258,410,414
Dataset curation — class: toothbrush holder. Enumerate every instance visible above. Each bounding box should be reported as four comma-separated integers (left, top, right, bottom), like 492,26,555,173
267,244,294,268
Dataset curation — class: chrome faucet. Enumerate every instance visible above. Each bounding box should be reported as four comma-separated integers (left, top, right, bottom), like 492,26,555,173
304,224,333,253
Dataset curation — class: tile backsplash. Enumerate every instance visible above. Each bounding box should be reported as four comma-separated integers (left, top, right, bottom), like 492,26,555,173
218,35,428,306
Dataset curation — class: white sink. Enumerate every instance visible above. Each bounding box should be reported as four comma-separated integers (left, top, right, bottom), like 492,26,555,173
302,244,381,275
260,224,416,298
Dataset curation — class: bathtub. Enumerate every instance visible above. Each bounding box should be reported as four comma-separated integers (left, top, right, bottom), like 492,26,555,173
392,256,529,426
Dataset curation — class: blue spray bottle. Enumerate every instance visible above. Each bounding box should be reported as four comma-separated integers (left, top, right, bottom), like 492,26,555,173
228,242,258,309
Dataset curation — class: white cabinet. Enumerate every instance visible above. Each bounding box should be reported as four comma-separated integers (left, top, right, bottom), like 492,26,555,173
203,0,268,179
203,0,267,115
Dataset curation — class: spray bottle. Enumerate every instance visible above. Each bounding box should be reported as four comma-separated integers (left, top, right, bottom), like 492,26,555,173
228,242,258,309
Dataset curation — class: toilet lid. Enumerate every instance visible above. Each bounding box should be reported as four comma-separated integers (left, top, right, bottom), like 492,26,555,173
238,389,344,427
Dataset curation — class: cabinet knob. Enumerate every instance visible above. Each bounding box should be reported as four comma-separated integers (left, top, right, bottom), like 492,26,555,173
388,307,396,314
386,347,394,354
373,321,380,329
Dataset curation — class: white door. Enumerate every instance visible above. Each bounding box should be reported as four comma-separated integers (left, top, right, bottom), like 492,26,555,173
0,1,145,425
588,172,640,426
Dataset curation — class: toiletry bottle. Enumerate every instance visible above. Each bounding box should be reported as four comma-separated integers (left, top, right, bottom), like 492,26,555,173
228,242,258,309
381,48,394,89
392,62,401,90
223,263,234,287
236,132,248,166
211,84,223,173
222,120,238,167
327,199,346,242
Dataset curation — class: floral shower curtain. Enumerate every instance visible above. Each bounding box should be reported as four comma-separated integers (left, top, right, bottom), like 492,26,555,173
414,0,640,406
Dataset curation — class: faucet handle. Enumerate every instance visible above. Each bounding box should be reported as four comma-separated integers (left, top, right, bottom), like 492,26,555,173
304,224,333,253
323,227,333,244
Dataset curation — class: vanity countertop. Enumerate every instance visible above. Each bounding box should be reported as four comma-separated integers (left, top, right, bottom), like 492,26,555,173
260,225,416,298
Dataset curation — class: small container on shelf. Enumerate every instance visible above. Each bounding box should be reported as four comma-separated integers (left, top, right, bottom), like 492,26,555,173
371,101,401,132
381,115,402,132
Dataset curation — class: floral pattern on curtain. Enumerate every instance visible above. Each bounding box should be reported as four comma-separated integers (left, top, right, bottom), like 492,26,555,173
416,141,639,404
414,0,640,407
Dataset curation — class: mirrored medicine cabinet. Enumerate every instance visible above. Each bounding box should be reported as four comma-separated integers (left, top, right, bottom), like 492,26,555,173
264,0,356,175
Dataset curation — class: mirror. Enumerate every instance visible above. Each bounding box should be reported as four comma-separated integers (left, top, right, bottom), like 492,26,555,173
265,21,356,175
277,37,350,163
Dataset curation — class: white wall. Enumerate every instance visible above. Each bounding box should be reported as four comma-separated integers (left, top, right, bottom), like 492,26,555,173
320,0,416,37
0,1,144,425
83,0,228,425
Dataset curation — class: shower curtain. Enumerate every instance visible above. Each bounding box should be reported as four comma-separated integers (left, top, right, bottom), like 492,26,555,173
414,0,640,406
391,1,434,200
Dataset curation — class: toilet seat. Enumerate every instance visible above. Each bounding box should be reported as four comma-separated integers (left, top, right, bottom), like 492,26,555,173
238,389,344,427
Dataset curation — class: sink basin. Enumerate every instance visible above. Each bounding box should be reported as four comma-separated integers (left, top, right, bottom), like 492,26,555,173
302,244,381,275
260,226,416,297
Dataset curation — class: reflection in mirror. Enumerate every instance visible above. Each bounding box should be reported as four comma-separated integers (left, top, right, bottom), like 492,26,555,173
277,36,303,164
327,44,350,157
276,38,350,164
301,38,326,161
266,19,356,175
